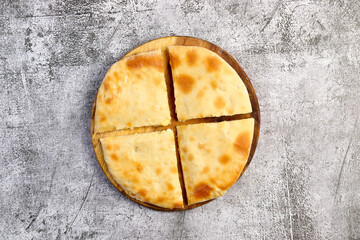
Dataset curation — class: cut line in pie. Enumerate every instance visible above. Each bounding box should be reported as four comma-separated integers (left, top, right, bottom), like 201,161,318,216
91,36,260,211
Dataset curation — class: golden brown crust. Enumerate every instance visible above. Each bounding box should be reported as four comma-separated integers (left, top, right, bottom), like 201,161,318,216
177,119,254,205
168,46,252,121
100,130,184,209
126,53,163,71
94,50,171,133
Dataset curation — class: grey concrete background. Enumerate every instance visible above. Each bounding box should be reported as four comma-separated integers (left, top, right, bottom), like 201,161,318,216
0,0,359,239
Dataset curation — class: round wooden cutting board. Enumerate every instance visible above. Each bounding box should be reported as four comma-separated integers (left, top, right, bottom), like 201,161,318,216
91,36,260,211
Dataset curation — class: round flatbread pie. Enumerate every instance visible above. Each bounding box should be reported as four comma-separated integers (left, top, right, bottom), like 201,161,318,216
91,36,260,211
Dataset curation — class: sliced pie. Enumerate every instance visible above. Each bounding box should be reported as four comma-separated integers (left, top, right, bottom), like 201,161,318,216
95,49,171,133
168,45,252,121
100,130,184,209
177,118,254,205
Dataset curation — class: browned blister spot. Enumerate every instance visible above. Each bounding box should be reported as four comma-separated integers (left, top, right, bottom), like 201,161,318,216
193,182,213,199
198,143,206,150
156,196,165,202
166,182,174,191
175,74,195,94
186,49,198,66
234,132,251,156
156,168,162,175
169,52,180,69
170,167,177,173
174,202,183,208
201,166,210,174
188,154,194,161
218,154,231,164
104,81,110,91
154,78,162,85
210,178,217,185
126,122,133,128
123,171,129,178
138,189,147,197
198,143,211,153
190,136,195,141
132,177,139,183
206,56,221,72
181,146,188,153
126,54,163,71
106,144,112,151
136,163,143,173
110,153,119,161
100,116,107,122
113,71,120,79
105,97,113,104
214,96,225,109
210,80,218,90
197,89,205,99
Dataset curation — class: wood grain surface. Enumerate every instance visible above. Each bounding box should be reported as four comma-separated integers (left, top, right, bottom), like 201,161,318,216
90,36,260,211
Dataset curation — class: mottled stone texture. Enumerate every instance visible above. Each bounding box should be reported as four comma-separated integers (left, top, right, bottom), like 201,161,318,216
0,0,359,239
